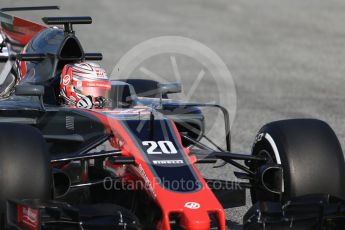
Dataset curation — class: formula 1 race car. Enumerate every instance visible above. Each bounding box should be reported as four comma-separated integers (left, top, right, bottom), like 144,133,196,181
0,6,345,230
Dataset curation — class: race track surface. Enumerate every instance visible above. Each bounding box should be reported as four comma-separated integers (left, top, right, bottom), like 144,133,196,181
2,0,345,228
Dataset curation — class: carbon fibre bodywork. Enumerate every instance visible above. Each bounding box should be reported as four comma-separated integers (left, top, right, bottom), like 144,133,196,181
1,7,345,230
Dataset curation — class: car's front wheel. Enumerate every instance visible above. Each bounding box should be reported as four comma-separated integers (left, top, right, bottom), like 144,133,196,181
250,119,345,203
0,123,51,227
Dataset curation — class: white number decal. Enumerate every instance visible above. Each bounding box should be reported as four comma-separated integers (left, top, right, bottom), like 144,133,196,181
142,141,178,154
142,141,160,154
159,141,178,154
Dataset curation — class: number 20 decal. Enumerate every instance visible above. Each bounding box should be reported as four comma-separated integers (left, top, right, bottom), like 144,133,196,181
142,141,178,154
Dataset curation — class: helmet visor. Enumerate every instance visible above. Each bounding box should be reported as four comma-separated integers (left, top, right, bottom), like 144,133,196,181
75,80,111,99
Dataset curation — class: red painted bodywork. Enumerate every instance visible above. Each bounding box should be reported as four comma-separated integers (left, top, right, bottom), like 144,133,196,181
88,110,226,230
16,204,39,230
0,12,46,78
0,13,46,46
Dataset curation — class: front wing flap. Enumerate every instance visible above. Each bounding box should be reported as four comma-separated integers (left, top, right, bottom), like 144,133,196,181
7,199,140,230
244,194,345,229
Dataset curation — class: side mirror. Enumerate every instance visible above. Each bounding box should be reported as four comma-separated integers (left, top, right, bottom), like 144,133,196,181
156,82,182,109
158,82,182,95
15,85,45,110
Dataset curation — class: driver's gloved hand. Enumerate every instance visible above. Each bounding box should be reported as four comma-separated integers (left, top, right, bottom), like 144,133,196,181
76,95,93,109
94,96,108,109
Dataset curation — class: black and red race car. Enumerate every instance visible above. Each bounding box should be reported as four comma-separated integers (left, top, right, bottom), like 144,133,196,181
0,6,345,230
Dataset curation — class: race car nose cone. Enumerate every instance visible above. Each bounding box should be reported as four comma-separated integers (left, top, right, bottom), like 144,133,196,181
180,208,210,230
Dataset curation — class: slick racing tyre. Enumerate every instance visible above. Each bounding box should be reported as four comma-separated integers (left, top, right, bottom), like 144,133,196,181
0,123,51,227
250,119,345,203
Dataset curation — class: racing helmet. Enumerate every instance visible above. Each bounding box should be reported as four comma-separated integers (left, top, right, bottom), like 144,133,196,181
59,62,111,109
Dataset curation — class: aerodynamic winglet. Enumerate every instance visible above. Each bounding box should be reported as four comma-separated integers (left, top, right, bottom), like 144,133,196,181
0,6,60,12
42,16,92,33
42,16,92,25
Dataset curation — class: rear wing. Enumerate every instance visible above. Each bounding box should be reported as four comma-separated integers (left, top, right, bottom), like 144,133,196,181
0,6,59,48
0,6,59,98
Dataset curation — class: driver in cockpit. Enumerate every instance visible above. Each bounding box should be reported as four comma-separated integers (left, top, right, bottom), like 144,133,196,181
59,62,111,109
